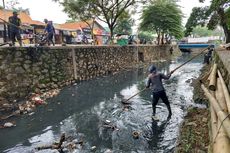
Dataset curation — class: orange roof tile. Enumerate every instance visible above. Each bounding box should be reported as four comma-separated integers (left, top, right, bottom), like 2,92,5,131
59,21,92,30
59,20,107,31
0,9,44,26
29,20,45,26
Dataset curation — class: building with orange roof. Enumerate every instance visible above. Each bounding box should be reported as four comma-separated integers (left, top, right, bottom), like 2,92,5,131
0,8,109,45
59,20,110,45
0,9,45,43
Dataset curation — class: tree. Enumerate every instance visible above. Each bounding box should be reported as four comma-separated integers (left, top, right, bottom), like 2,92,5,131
54,0,136,39
114,11,133,35
191,26,212,37
18,7,30,15
138,31,155,42
140,0,183,44
184,7,209,36
186,0,230,43
56,0,97,42
1,0,30,14
5,0,19,9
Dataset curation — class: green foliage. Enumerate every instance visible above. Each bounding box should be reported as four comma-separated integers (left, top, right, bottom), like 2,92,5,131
114,11,133,34
65,19,77,23
186,0,230,42
184,7,209,36
225,7,230,30
60,0,97,22
138,31,155,41
17,7,30,15
207,13,219,30
5,0,19,9
191,26,212,37
54,0,137,38
140,0,183,44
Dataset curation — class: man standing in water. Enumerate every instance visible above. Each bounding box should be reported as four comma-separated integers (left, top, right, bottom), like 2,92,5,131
146,65,172,120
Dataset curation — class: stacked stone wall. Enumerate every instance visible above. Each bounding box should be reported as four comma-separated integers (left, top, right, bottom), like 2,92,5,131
0,45,172,101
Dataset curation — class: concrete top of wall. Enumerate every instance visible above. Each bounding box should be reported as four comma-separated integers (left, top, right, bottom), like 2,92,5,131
0,44,165,50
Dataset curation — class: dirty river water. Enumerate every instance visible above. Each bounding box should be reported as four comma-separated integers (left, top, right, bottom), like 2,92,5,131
0,53,205,153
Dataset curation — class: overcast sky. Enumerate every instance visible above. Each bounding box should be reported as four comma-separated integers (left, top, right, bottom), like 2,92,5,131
3,0,210,25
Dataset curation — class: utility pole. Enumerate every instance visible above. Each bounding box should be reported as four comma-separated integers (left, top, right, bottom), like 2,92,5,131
2,0,7,42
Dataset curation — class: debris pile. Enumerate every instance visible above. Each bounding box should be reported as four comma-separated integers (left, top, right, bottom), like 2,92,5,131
35,133,84,152
0,89,60,126
18,89,60,114
101,120,119,131
0,121,16,129
132,131,141,139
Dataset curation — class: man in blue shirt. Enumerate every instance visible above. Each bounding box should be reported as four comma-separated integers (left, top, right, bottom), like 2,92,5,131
44,19,55,46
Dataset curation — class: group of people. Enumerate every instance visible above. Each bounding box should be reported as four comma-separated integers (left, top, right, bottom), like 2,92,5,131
8,10,55,46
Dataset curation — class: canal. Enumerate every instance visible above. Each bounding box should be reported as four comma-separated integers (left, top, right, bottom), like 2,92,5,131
0,53,204,153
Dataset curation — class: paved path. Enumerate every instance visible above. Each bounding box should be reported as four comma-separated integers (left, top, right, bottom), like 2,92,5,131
217,50,230,73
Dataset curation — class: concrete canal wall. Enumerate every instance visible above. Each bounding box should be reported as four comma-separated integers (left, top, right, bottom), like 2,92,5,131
0,45,172,101
215,50,230,91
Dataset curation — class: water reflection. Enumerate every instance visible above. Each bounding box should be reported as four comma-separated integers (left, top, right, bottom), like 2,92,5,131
1,53,204,153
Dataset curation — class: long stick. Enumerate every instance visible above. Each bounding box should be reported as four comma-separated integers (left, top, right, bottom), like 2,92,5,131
170,46,211,74
0,42,9,46
122,46,211,103
0,17,32,31
218,70,230,113
122,88,146,103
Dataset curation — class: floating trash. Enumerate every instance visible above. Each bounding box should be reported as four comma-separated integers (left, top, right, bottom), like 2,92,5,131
4,122,16,128
132,131,140,139
91,146,97,151
105,120,111,124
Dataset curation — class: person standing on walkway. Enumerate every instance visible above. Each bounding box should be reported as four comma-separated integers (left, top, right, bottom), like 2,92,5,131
8,10,22,46
44,19,55,46
207,46,214,60
146,65,172,120
203,47,214,64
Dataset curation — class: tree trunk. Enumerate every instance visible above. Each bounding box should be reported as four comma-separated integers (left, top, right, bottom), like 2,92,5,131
161,32,164,45
225,31,230,43
217,8,230,43
109,26,114,44
157,34,160,45
91,19,95,45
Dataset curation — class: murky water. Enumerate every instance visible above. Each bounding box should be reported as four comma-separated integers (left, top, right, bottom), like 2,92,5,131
0,53,204,153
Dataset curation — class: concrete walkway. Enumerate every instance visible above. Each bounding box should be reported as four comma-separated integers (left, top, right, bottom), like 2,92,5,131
217,50,230,73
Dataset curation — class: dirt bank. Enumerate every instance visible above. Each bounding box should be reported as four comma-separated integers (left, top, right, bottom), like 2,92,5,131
176,64,211,153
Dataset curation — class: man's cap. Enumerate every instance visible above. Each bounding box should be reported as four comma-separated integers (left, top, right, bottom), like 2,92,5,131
13,10,18,15
44,19,48,22
148,65,157,73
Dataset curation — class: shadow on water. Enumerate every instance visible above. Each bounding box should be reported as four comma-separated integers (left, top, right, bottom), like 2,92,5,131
0,53,204,153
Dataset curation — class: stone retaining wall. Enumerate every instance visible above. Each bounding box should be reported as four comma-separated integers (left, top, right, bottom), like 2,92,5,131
0,45,172,102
